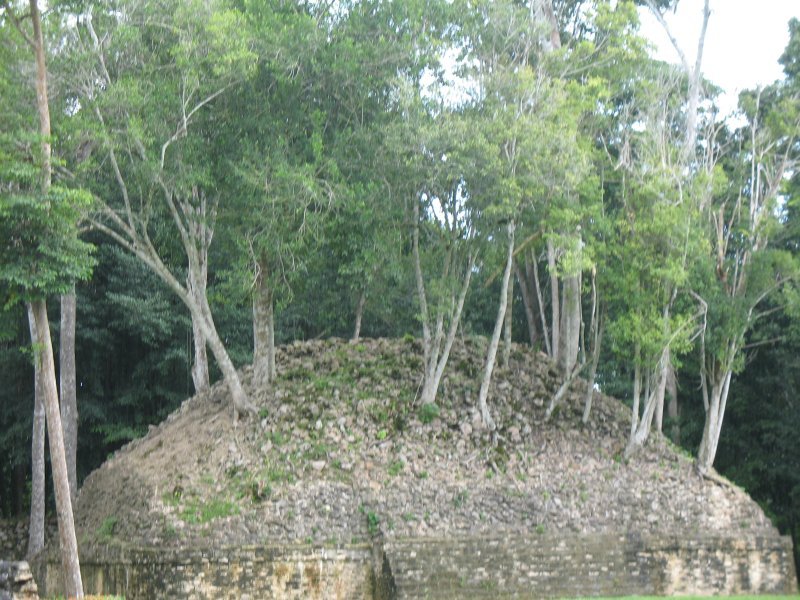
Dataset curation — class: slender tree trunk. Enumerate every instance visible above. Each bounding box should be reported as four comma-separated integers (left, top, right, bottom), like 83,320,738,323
59,288,78,504
654,349,668,434
582,270,602,425
626,357,668,457
413,200,471,407
412,201,433,390
268,301,275,381
502,266,513,368
194,295,256,421
581,329,602,425
420,263,473,406
252,260,273,389
696,369,732,474
558,271,581,373
188,269,209,393
666,363,680,443
538,0,583,374
28,3,82,593
478,222,515,431
545,361,585,421
352,289,366,342
31,300,83,598
531,252,551,356
514,260,537,348
191,312,210,393
546,239,560,364
26,304,45,559
630,344,641,441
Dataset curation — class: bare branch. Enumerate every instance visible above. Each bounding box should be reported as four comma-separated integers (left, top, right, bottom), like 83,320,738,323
160,82,234,170
2,0,36,49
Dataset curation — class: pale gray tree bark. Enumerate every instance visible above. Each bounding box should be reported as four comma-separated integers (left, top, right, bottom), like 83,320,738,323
187,187,211,394
26,305,45,559
582,267,602,424
545,240,561,365
478,222,515,431
59,289,78,503
252,255,275,389
696,356,732,474
558,270,581,373
190,311,210,393
32,300,83,597
502,264,514,368
644,0,710,162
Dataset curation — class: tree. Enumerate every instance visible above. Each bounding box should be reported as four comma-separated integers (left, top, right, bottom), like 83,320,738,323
692,82,799,474
640,0,710,446
603,63,705,457
0,0,93,593
0,8,47,555
62,0,258,419
405,111,484,407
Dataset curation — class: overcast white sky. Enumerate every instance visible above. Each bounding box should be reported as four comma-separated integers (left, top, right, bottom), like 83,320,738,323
638,0,799,115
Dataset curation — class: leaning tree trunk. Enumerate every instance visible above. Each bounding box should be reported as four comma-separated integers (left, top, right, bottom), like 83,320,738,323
190,312,210,393
60,288,78,504
193,294,257,421
188,258,210,394
28,3,82,593
477,222,515,432
530,251,552,356
26,304,45,559
31,300,83,598
352,289,366,342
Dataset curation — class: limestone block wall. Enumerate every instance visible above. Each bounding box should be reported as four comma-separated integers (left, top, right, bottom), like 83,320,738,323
36,544,376,600
34,533,797,599
384,533,798,599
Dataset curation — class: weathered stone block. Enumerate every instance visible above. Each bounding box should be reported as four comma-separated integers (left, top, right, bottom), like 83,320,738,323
0,561,39,600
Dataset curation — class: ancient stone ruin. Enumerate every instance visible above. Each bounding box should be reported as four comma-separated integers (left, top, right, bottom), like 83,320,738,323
5,339,799,598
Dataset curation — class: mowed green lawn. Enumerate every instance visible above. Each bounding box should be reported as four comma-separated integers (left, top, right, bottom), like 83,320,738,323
574,596,800,600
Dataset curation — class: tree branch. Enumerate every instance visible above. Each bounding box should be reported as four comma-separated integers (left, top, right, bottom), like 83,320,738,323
2,1,36,49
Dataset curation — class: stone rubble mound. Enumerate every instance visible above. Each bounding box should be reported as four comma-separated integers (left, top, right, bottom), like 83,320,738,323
72,337,777,550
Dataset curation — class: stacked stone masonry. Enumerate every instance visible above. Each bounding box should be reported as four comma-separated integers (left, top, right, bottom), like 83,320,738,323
33,532,797,599
0,561,38,600
384,533,798,599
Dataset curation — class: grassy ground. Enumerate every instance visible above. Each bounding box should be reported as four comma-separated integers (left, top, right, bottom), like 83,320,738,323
576,597,800,600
